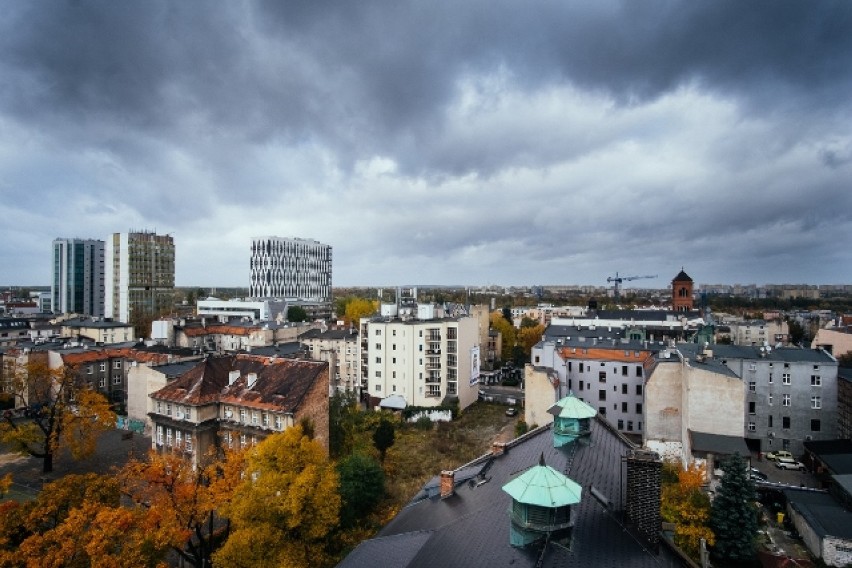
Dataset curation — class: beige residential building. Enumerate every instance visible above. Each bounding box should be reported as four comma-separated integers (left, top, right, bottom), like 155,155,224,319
300,328,359,393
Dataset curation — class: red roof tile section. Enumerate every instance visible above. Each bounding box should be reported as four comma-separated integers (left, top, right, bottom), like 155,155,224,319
61,348,172,366
182,325,261,337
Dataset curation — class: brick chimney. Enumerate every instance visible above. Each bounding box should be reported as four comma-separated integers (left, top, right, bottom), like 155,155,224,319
625,449,662,550
492,441,506,457
440,470,455,499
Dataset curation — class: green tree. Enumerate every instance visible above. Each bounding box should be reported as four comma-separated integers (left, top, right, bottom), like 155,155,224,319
501,307,513,324
329,390,359,458
337,453,385,526
787,319,805,345
372,418,395,462
710,453,758,563
519,316,539,328
288,306,309,322
213,426,341,568
0,360,116,473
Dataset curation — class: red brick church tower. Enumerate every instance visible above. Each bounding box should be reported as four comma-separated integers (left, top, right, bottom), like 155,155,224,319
672,269,694,312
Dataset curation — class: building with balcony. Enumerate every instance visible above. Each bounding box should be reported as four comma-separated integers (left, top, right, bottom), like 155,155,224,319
359,304,480,411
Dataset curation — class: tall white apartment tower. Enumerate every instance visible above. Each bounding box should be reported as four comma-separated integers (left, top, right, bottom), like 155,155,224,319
51,238,105,317
105,231,175,324
249,237,332,302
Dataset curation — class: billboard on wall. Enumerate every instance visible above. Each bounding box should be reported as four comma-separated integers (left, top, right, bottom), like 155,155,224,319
470,345,481,386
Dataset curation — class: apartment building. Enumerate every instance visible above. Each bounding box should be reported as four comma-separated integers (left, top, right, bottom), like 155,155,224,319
51,238,105,317
722,319,789,346
148,354,329,467
359,304,480,410
105,231,175,323
679,344,839,456
300,328,359,394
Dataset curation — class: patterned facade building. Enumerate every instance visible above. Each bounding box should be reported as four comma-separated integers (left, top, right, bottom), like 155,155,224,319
249,236,332,303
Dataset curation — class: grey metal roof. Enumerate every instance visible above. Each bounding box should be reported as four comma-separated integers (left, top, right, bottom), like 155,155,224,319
150,361,199,378
339,420,686,568
689,431,750,456
784,489,852,540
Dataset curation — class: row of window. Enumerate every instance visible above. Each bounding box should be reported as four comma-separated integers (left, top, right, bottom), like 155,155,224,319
748,395,821,411
569,379,642,396
748,418,821,432
155,426,193,451
86,361,123,373
223,406,284,430
565,361,643,378
155,402,193,420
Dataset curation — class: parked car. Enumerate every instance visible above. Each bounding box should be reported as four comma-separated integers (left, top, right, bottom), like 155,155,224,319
749,467,768,481
775,457,806,471
766,450,793,462
505,407,518,417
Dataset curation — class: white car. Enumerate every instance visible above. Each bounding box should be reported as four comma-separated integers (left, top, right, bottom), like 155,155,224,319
775,457,806,471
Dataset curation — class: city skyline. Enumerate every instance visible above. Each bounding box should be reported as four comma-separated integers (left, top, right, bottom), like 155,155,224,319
1,2,851,287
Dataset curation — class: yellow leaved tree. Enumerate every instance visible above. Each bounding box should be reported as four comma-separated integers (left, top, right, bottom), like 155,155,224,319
213,425,341,568
661,461,715,558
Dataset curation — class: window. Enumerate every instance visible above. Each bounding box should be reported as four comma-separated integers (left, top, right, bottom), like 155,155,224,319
580,363,585,373
636,403,643,414
782,373,791,385
627,421,633,431
749,401,756,415
375,357,381,363
392,344,396,351
748,422,756,432
156,401,162,414
392,330,396,336
618,419,624,430
252,412,259,425
375,329,381,336
768,394,773,406
782,439,790,451
748,381,756,392
811,419,821,432
263,412,269,427
175,430,182,447
87,365,93,375
275,415,283,430
99,362,106,372
813,365,819,371
183,407,191,420
599,407,606,415
239,408,246,422
636,366,642,377
782,394,790,407
113,375,121,385
375,384,381,391
768,373,774,384
185,435,192,452
636,385,642,396
578,381,584,391
240,434,247,448
768,415,773,427
166,404,172,416
375,343,381,349
811,396,821,409
621,402,628,412
811,375,821,386
114,361,121,369
599,372,606,382
622,384,628,394
156,426,163,445
99,377,106,388
375,371,381,378
166,429,172,447
599,390,606,401
782,416,790,429
622,365,628,376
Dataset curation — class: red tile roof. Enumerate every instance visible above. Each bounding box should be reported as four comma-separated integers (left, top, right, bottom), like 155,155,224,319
61,348,172,366
182,325,262,337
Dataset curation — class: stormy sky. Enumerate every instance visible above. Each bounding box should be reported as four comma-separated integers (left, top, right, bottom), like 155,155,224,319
1,1,851,288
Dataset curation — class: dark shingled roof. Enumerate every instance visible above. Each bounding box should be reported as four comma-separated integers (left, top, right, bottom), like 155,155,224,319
784,489,852,540
339,419,686,568
689,430,750,456
151,354,327,412
672,270,692,283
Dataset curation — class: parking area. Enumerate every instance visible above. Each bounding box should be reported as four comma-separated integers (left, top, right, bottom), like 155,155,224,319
751,453,819,488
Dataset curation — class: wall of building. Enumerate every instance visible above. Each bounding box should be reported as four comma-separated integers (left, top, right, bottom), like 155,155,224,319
685,363,745,438
524,364,557,428
812,328,852,358
644,361,684,462
294,363,331,452
127,363,167,432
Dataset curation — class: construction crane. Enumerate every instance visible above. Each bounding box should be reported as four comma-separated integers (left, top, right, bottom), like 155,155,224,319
606,272,657,302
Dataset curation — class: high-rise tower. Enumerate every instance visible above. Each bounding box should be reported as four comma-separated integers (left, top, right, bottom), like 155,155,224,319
51,238,105,317
249,236,332,303
105,231,175,324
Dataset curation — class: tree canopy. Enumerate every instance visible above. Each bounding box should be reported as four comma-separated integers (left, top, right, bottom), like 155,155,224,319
213,426,341,568
0,359,115,473
709,453,758,563
372,418,395,462
660,462,714,559
337,453,385,527
287,305,309,322
490,311,516,363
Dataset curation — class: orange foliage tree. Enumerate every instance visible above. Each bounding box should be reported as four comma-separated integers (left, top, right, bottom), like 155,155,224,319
660,461,715,558
0,359,115,473
121,448,245,568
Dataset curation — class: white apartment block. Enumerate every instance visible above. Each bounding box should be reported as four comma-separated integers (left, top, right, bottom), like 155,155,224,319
105,231,175,324
359,308,480,410
249,236,332,302
51,238,105,317
196,298,287,322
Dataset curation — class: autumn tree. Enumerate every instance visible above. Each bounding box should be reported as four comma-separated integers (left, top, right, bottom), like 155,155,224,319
490,311,516,363
710,453,758,563
660,461,714,559
0,358,115,473
517,323,546,361
213,426,341,568
337,453,385,526
121,448,244,568
343,297,378,326
0,473,170,568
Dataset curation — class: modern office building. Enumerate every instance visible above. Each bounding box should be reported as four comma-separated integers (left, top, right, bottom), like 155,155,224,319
105,231,175,324
51,238,105,317
249,236,332,304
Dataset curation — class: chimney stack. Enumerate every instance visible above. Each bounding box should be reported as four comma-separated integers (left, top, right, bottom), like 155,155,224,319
492,442,506,457
440,470,455,499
